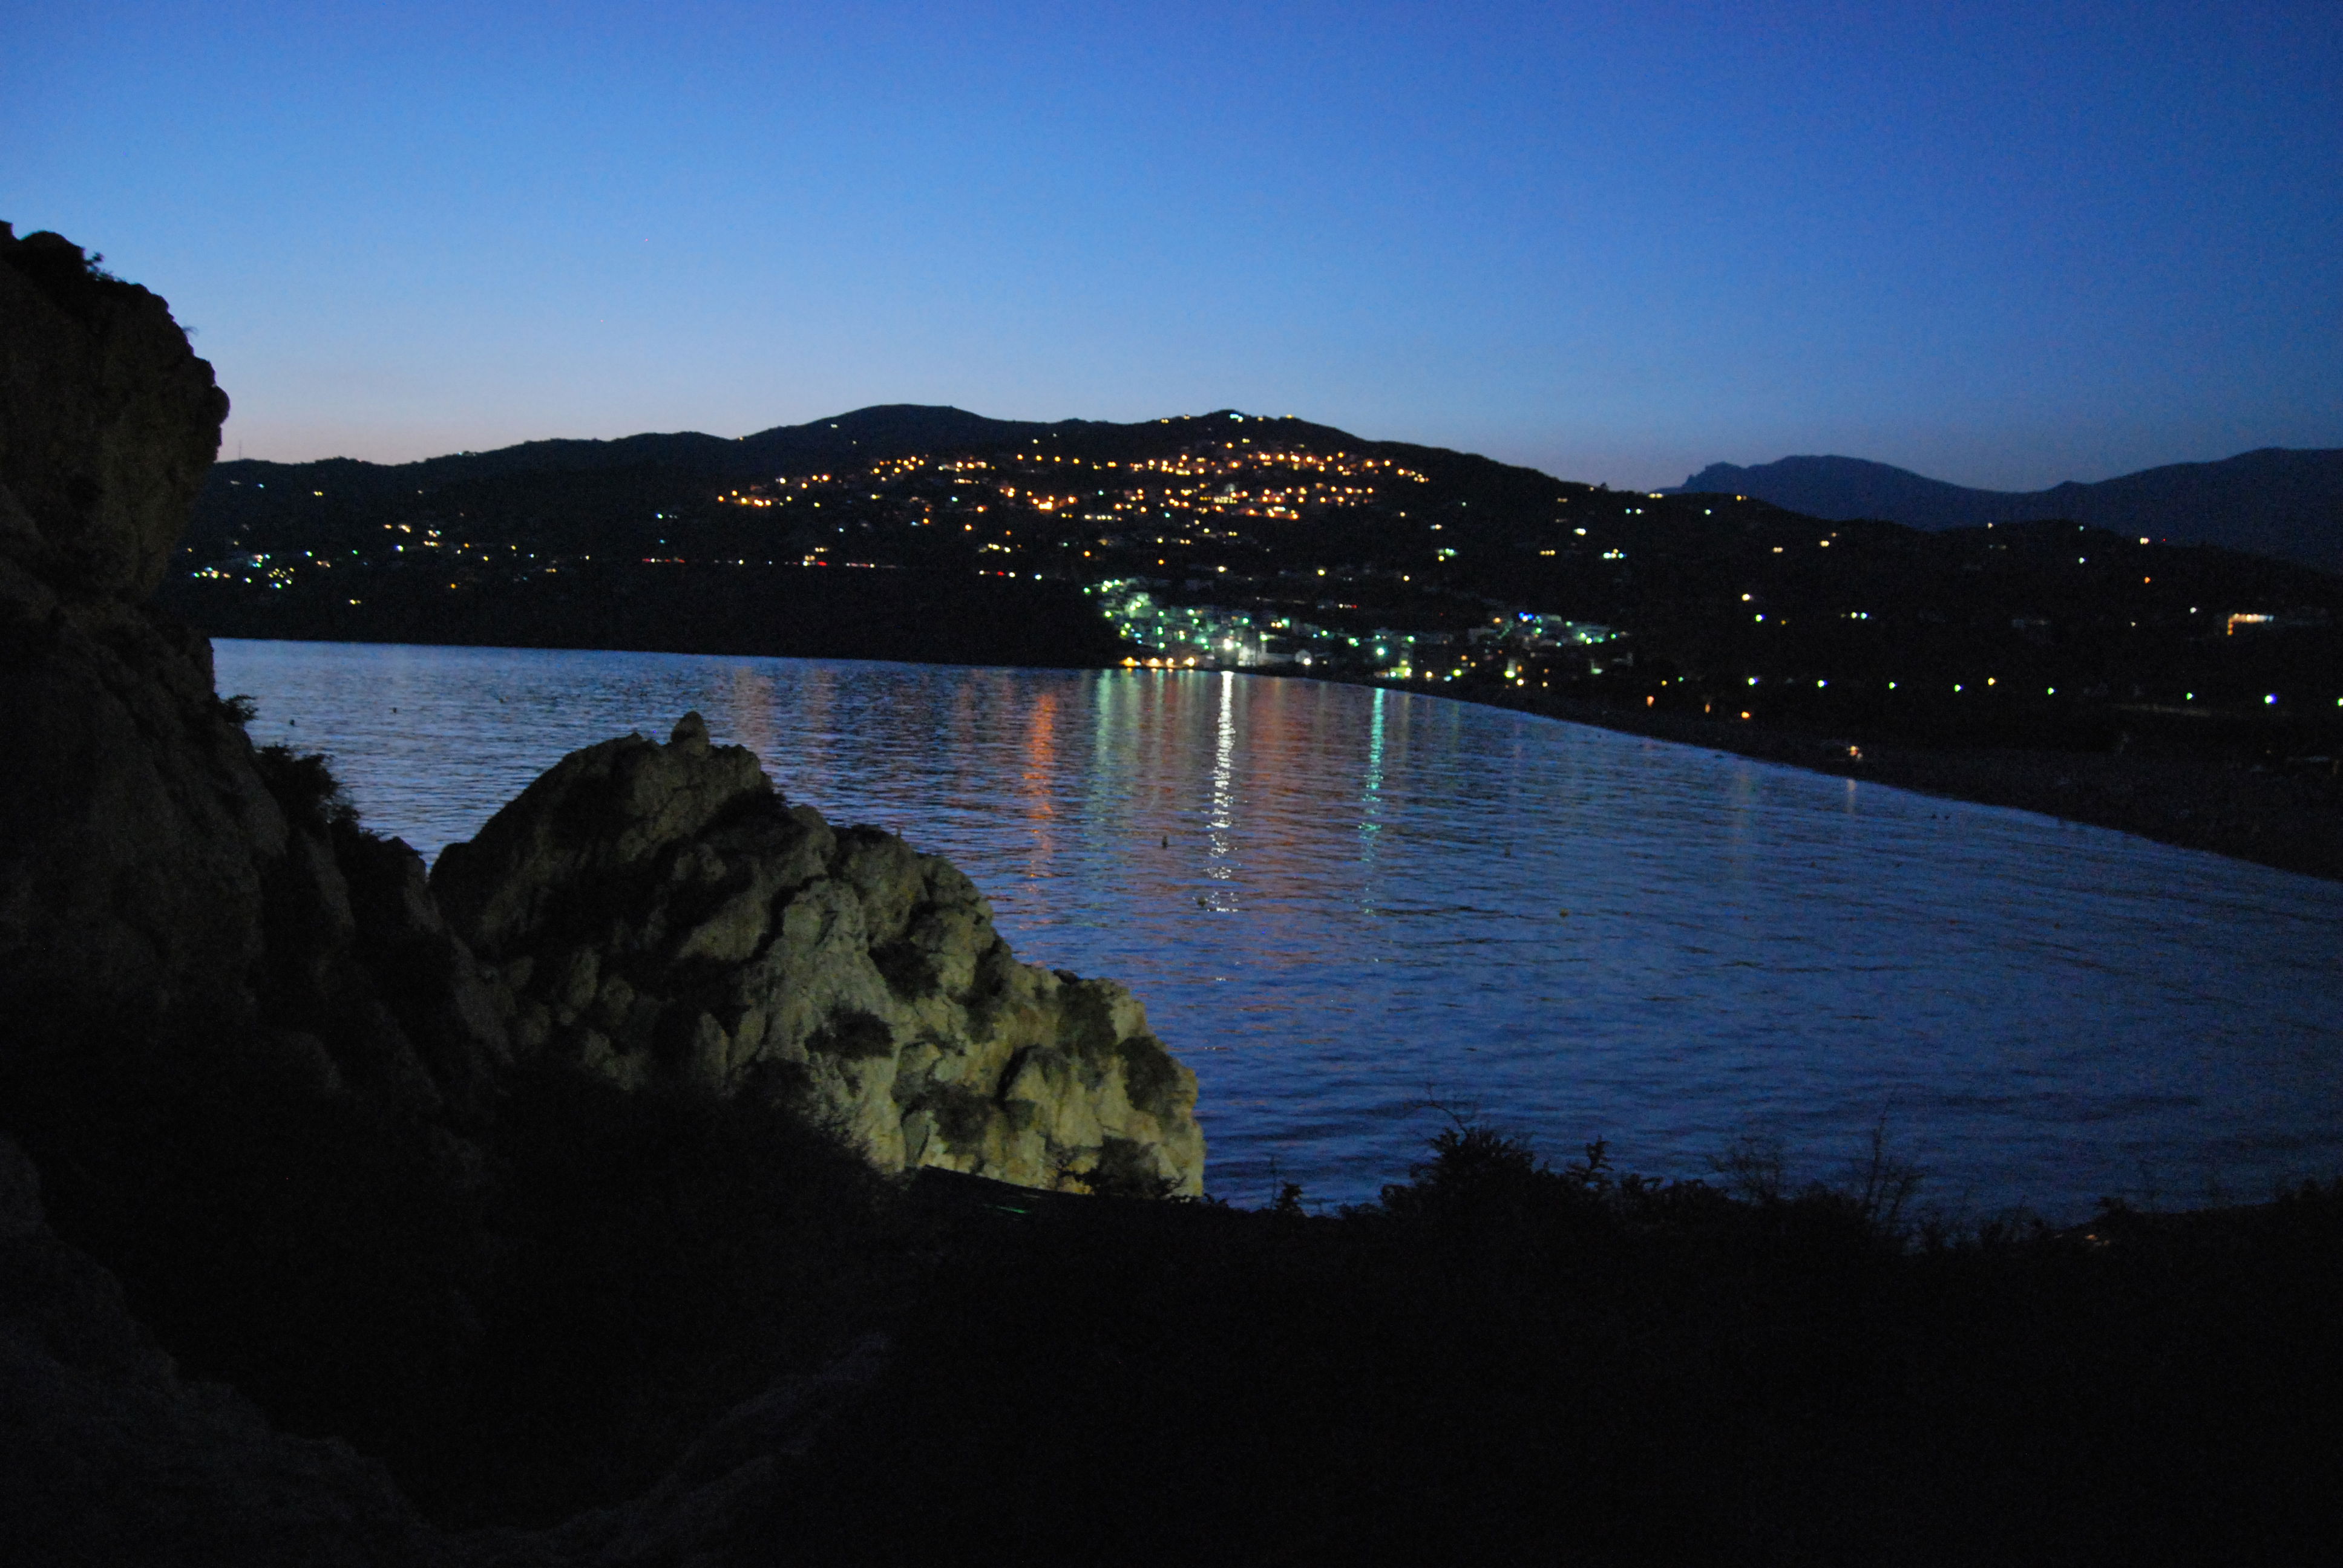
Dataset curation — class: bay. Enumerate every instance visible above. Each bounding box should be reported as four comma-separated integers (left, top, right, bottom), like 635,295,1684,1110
215,638,2343,1217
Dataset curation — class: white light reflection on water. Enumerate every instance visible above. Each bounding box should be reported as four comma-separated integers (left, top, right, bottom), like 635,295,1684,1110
215,639,2343,1218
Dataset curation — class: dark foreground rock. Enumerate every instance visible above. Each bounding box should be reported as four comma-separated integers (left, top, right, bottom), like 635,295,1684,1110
0,1117,902,1567
0,1136,459,1568
0,220,512,1132
1,229,536,1520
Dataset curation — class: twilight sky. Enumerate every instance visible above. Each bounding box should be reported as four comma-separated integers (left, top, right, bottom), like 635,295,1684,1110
4,1,2337,489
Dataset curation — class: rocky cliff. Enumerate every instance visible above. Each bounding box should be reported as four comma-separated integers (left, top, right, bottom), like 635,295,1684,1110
0,223,1204,1558
1,228,227,598
0,223,512,1138
0,223,554,1554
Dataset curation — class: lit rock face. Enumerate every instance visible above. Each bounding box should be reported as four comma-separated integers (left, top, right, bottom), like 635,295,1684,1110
433,713,1206,1197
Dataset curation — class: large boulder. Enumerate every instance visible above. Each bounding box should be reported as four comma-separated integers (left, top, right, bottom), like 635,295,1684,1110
433,713,1206,1197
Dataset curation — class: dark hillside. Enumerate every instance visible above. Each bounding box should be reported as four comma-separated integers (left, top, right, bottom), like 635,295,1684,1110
775,1132,2343,1568
166,557,1129,668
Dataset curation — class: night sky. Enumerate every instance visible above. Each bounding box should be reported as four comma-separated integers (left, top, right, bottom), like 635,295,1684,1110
5,1,2336,489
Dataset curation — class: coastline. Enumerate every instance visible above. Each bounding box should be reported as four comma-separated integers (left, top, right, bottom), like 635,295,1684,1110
1327,675,2343,884
202,618,2343,884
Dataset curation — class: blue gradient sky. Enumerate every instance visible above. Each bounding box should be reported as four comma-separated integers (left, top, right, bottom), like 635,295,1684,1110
5,1,2337,488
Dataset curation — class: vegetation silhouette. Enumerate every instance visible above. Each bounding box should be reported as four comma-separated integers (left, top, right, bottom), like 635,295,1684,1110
778,1119,2340,1566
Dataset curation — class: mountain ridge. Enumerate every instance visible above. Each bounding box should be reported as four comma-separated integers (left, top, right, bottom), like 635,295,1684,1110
1670,449,2343,572
205,403,1558,505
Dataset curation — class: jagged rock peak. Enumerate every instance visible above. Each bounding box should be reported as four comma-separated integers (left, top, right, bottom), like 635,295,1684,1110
430,716,1207,1197
431,710,771,955
0,222,229,600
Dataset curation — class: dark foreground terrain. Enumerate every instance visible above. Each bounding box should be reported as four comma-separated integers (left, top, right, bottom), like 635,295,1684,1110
10,1073,2341,1568
785,1134,2343,1568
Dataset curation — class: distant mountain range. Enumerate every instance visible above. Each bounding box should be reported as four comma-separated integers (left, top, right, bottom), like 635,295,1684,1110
1670,450,2343,574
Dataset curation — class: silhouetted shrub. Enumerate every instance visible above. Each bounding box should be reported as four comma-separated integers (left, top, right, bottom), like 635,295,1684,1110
0,226,133,316
250,742,359,832
770,1122,2343,1567
22,1010,2339,1563
1067,1135,1182,1200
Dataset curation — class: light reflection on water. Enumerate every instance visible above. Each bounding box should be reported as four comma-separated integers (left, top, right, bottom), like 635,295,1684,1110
215,639,2343,1217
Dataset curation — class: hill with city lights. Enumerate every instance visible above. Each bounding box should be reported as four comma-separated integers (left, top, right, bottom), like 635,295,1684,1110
166,405,2343,771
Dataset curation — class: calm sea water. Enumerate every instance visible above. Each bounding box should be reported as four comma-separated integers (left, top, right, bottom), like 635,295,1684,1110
215,639,2343,1217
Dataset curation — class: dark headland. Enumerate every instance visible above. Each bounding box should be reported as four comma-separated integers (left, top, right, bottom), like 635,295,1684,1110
5,226,2340,1566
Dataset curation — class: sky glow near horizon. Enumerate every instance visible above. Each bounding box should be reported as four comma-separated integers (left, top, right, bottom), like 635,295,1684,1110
3,1,2337,491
